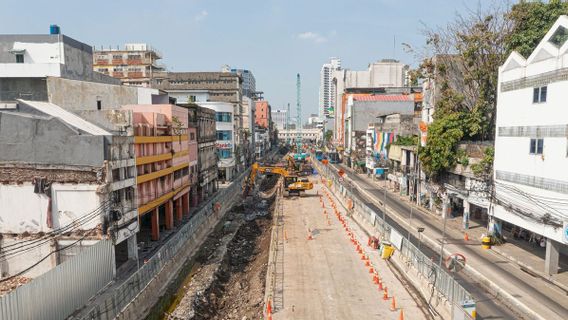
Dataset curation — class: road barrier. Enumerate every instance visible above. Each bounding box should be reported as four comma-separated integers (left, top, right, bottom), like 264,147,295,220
312,159,475,319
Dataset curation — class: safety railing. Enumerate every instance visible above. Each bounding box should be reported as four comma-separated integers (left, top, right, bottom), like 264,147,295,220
312,158,474,317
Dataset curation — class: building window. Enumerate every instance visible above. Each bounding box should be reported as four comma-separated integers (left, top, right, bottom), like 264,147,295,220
216,112,232,122
533,86,547,103
218,149,232,159
15,54,24,63
190,132,196,141
217,130,232,140
530,138,544,154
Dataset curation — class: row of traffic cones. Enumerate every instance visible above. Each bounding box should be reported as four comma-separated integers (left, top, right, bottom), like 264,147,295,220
320,185,404,319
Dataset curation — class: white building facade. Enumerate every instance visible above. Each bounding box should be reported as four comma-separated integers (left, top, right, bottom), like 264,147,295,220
494,16,568,275
271,109,287,131
319,57,341,119
198,102,236,181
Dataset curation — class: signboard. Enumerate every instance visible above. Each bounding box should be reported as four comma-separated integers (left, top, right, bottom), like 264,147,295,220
446,253,466,273
216,142,233,149
564,222,568,244
389,228,403,250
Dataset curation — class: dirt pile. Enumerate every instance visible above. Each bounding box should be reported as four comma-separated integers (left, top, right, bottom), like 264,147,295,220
166,193,274,320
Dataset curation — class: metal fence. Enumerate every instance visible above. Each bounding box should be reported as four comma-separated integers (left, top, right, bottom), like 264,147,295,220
0,240,115,320
81,171,247,320
313,160,474,314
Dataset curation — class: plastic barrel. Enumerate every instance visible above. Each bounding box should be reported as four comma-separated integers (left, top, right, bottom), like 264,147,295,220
482,236,492,249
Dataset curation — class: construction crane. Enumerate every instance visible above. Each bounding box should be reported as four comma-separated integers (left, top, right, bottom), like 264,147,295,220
243,162,313,197
286,102,291,145
296,73,302,151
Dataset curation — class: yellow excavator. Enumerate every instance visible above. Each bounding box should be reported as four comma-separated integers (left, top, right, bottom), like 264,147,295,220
243,162,313,197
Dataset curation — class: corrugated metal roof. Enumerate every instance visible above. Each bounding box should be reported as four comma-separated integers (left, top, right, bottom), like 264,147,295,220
353,95,413,102
18,100,111,135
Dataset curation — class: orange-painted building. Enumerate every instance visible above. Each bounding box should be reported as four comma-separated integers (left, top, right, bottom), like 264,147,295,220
255,100,270,128
122,104,191,241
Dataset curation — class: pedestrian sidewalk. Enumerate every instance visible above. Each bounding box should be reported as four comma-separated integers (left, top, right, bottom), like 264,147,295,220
362,172,568,291
334,165,568,320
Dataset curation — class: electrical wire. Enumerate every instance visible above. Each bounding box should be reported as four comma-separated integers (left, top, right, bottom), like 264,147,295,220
0,234,89,284
0,201,112,261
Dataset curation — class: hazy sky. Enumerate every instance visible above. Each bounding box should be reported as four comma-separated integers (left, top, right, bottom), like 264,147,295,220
0,0,495,118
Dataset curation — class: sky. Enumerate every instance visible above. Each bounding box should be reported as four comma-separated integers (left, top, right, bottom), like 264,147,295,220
0,0,497,119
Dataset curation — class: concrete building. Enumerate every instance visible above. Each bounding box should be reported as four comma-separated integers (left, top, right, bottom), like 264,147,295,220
331,59,409,144
184,104,218,202
121,104,191,242
197,102,236,181
278,128,321,144
0,33,164,108
93,43,164,87
344,94,415,159
319,57,341,119
0,100,138,278
241,96,256,165
153,71,245,168
255,100,271,129
271,109,287,131
493,16,568,275
230,68,256,99
255,127,271,158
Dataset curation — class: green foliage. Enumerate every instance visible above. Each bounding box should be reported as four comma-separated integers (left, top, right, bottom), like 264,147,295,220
456,148,469,167
324,130,333,142
393,135,418,146
506,0,568,58
419,113,465,176
471,146,495,178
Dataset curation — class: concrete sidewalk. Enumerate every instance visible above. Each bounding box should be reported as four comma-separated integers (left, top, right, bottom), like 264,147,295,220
270,183,428,320
335,164,568,320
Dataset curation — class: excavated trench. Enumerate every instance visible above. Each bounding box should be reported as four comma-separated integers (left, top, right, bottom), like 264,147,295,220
148,175,279,320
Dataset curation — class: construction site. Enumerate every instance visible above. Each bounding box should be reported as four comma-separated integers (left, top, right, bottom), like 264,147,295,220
141,151,430,320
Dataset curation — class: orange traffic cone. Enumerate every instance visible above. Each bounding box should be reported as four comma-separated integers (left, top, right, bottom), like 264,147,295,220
398,309,404,320
373,274,379,284
365,260,370,267
378,279,383,290
307,228,313,240
267,300,272,314
369,266,374,274
383,287,389,300
390,296,397,311
464,232,469,241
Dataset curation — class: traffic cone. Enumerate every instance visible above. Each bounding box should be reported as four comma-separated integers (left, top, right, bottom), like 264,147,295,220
307,228,313,240
464,232,469,241
383,287,389,300
398,309,404,320
369,266,374,274
361,253,366,260
378,279,383,290
390,296,396,311
373,274,379,284
365,260,370,267
267,300,272,314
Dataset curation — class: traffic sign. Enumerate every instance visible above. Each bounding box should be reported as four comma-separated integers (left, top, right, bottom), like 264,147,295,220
445,253,466,273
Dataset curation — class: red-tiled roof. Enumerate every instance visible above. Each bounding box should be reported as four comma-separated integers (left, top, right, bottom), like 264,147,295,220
353,95,412,102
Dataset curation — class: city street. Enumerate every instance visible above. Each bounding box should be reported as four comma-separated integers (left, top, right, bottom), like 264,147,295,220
270,182,428,320
333,163,568,320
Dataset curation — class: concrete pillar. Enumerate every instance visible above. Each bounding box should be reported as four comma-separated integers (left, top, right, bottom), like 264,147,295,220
165,200,174,230
151,208,160,241
463,201,470,230
545,238,560,275
127,234,138,261
183,192,190,215
175,198,183,224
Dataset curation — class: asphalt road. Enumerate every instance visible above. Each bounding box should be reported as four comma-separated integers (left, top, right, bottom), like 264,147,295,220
330,164,568,320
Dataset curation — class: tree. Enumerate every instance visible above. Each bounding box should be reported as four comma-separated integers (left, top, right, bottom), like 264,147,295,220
418,4,511,177
324,130,333,143
506,0,568,58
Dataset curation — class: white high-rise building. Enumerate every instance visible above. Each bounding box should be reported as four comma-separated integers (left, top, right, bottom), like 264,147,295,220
319,57,341,119
271,109,287,131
